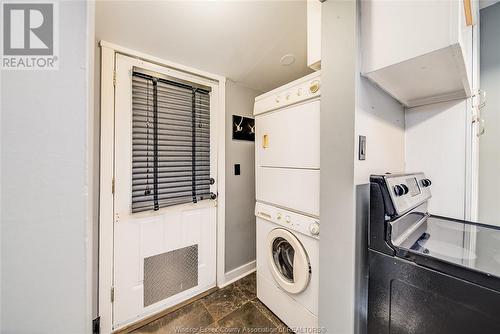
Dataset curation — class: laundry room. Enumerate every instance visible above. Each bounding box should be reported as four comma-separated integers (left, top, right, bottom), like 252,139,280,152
5,1,500,334
93,1,322,333
93,0,498,333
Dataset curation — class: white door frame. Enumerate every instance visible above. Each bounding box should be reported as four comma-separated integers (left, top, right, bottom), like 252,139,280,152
98,41,226,334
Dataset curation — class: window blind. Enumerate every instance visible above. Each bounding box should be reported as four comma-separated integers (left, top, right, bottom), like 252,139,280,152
131,70,213,213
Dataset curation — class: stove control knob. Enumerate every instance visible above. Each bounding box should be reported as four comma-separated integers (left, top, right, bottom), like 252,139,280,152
393,185,405,196
309,222,320,236
421,179,432,187
401,184,409,195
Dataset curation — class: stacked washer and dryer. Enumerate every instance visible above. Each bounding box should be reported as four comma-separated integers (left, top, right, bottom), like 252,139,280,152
253,71,320,331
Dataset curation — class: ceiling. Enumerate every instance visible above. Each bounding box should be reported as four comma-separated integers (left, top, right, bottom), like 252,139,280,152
96,0,313,93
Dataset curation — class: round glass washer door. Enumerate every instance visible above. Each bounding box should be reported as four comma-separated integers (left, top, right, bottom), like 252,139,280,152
267,228,311,294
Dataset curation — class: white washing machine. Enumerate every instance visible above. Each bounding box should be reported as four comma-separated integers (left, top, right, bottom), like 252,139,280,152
255,202,319,331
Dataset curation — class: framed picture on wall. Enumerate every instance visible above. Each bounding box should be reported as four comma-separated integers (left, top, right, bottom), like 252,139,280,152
232,115,255,141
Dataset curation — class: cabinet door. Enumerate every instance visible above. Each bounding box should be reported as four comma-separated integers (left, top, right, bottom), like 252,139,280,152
360,0,473,107
256,100,320,169
307,0,321,70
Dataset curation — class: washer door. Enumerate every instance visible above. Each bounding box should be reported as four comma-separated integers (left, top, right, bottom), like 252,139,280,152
267,228,311,294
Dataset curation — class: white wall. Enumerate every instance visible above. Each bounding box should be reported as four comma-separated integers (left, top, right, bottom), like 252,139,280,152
319,1,357,333
0,1,92,333
354,77,405,185
405,101,468,219
478,2,500,226
225,81,260,272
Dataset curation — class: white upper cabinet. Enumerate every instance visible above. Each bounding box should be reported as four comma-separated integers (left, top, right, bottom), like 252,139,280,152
361,0,475,107
307,0,321,71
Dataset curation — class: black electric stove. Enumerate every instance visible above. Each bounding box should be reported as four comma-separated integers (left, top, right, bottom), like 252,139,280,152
368,173,500,334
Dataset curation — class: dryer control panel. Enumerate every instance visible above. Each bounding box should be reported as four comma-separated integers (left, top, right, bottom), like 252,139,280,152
254,71,321,116
255,202,319,239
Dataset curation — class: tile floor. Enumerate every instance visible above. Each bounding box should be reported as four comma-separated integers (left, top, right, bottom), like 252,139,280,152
132,272,291,334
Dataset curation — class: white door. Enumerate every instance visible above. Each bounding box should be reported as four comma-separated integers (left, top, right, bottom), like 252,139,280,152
113,54,218,329
256,100,320,169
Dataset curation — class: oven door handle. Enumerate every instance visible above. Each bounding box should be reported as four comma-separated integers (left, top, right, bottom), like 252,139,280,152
391,213,430,247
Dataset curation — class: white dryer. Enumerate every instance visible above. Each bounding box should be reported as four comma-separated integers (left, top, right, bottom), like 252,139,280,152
255,202,319,331
254,71,320,217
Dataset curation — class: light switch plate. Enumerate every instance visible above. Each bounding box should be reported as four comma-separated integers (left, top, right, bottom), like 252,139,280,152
359,135,366,160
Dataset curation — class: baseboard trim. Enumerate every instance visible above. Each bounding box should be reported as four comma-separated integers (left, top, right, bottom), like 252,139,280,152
220,260,256,288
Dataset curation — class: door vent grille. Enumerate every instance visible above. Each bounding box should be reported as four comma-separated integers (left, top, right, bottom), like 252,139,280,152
143,244,198,307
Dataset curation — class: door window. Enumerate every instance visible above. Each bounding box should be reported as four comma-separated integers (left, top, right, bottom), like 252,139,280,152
272,237,295,282
131,69,213,212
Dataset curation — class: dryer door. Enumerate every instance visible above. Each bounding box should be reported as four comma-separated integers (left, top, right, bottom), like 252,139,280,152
256,100,320,169
267,228,311,294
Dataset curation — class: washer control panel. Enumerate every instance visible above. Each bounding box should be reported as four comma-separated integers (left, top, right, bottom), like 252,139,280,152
309,222,320,236
255,202,319,239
